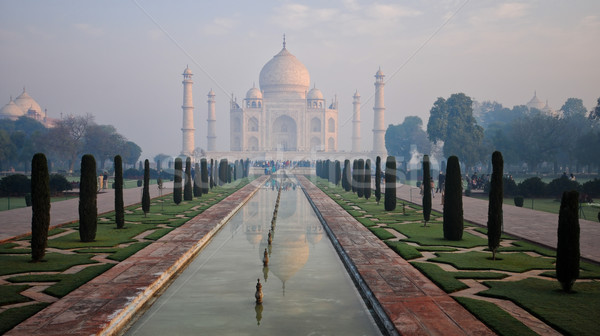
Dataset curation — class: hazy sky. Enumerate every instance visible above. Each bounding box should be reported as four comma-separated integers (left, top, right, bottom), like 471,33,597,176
1,0,599,160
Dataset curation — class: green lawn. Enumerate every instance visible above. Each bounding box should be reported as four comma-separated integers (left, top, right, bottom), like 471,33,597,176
471,195,600,221
313,177,600,336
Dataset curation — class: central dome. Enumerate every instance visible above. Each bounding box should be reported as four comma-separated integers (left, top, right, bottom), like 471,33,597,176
259,46,310,98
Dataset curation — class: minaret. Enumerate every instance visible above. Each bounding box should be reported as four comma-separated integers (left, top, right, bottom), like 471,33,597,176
181,66,195,156
352,90,361,152
372,68,387,157
207,89,216,151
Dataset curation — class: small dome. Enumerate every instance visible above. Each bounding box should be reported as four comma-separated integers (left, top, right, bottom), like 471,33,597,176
307,86,323,100
246,86,263,99
0,98,24,120
259,46,310,97
353,90,360,98
14,89,42,114
527,91,545,110
208,88,215,96
183,67,192,75
375,68,384,77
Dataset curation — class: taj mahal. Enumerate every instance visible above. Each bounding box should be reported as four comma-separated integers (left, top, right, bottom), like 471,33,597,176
179,37,388,161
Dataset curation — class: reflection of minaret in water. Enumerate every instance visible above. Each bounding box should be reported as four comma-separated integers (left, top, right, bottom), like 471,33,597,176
181,66,195,156
372,68,387,157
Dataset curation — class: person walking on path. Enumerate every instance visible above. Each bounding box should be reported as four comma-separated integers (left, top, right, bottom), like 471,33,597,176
437,171,445,193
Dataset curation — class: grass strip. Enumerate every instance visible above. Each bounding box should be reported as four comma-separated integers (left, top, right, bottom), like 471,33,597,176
389,223,487,248
0,303,49,335
432,251,555,272
368,227,396,240
108,242,152,262
0,253,97,276
385,241,422,260
480,278,600,335
454,296,537,336
0,285,31,305
145,227,174,240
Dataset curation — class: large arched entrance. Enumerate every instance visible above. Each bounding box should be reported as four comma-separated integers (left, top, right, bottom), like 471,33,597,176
271,115,297,151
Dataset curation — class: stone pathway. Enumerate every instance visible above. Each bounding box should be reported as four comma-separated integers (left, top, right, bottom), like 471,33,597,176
298,176,493,335
4,177,266,336
0,182,174,242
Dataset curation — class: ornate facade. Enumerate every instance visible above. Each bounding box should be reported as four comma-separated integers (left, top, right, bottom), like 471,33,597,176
229,40,338,153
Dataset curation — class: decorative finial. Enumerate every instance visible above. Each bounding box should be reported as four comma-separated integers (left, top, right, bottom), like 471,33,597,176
283,33,286,48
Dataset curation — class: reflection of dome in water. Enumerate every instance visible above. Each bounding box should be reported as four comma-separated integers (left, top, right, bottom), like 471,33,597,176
259,231,309,285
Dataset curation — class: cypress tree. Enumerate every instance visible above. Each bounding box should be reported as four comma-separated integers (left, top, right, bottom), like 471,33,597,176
114,155,124,229
31,153,50,262
184,157,193,201
343,159,352,192
488,151,503,260
201,158,209,194
335,160,341,186
228,163,232,183
352,160,358,193
142,159,151,216
209,159,215,188
443,156,463,240
341,161,348,190
364,159,372,200
556,190,580,292
384,156,396,211
375,156,382,204
357,159,364,198
219,159,227,185
193,162,202,197
79,154,97,242
173,158,182,205
423,155,431,226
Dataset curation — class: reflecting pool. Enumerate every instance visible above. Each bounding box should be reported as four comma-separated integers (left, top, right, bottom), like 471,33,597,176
126,179,382,335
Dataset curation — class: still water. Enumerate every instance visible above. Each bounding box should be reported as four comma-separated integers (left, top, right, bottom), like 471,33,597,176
126,179,382,335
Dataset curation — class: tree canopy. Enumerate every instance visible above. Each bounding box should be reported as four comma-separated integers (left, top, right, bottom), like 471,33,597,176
385,116,431,167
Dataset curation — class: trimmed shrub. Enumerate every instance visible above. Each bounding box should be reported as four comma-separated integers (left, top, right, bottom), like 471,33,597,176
136,180,142,187
123,168,142,179
209,159,214,188
547,177,581,199
49,174,72,195
184,157,193,201
357,159,364,198
487,151,503,260
556,190,580,292
518,177,546,198
0,174,30,196
31,153,50,262
173,158,182,205
582,178,600,198
114,155,124,229
375,156,381,204
443,156,463,240
79,154,97,242
503,177,519,196
364,159,372,200
193,162,202,197
352,160,358,193
343,159,352,192
513,196,524,207
142,159,150,216
201,159,209,194
335,160,341,186
422,155,431,226
384,156,396,211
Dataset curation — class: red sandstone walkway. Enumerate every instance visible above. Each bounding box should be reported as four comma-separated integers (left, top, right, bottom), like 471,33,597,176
0,182,173,242
395,184,600,263
5,177,267,336
298,176,493,336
